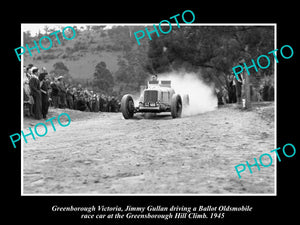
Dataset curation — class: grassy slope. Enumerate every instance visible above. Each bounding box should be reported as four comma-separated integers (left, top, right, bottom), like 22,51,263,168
24,30,122,80
24,51,122,79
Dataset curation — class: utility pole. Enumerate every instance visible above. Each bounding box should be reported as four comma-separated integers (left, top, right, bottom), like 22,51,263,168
243,46,251,109
243,67,251,109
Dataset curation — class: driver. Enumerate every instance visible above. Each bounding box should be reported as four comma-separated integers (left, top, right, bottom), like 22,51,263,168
151,74,158,81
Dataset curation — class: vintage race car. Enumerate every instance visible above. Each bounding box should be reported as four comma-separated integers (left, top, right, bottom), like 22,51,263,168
121,80,189,119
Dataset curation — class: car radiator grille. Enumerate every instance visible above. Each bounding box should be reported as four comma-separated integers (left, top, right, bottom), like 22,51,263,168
144,90,158,103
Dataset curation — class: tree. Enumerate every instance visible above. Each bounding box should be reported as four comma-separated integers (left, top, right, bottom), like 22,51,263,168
50,62,72,83
23,31,32,44
91,26,105,32
93,61,114,94
146,25,274,107
114,36,150,95
43,25,50,35
53,62,69,72
107,26,144,54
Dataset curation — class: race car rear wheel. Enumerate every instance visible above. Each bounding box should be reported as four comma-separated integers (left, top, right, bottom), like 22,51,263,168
171,94,182,118
121,94,135,119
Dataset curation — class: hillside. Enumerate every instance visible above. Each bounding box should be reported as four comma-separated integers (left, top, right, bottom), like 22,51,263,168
24,28,126,81
22,25,275,101
25,51,122,80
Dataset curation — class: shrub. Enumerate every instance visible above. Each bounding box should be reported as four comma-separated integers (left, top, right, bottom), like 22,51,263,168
73,41,88,51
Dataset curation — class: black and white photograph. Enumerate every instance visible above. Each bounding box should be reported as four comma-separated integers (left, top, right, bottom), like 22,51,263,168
5,5,298,224
20,24,276,195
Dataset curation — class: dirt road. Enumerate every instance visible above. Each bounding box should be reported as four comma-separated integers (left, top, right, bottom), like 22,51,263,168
23,102,275,194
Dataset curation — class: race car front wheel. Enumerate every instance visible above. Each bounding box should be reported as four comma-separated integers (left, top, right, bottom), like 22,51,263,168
121,94,135,119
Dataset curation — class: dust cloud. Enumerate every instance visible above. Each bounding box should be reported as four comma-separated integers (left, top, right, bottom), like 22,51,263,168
158,71,218,116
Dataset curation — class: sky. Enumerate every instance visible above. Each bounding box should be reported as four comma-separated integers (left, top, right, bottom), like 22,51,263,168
22,24,116,36
22,24,64,36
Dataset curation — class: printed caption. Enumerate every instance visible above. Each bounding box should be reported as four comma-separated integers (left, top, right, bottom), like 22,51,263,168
51,204,253,221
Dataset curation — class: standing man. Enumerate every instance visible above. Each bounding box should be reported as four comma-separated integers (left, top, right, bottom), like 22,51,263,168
29,67,42,120
57,76,67,108
99,94,105,112
91,93,99,112
84,89,92,112
39,72,50,119
66,85,74,109
77,92,87,111
50,77,60,108
72,87,78,110
23,65,34,117
228,73,237,103
110,96,117,112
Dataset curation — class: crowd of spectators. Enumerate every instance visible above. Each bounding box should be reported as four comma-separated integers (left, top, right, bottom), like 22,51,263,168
216,73,274,105
23,64,120,120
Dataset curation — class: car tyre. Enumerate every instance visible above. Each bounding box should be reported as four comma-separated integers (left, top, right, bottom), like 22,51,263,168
171,94,182,118
121,94,135,119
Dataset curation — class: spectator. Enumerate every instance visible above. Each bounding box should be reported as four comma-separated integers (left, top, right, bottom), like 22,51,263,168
29,67,42,120
84,89,92,111
99,94,105,112
268,85,274,101
215,88,224,105
23,64,125,119
107,96,112,112
91,94,99,112
50,77,60,108
103,95,108,112
39,72,50,119
262,83,270,101
66,86,74,109
57,76,67,108
73,87,78,110
256,87,263,102
228,73,237,103
222,87,229,104
110,96,118,112
23,66,34,117
77,92,87,111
